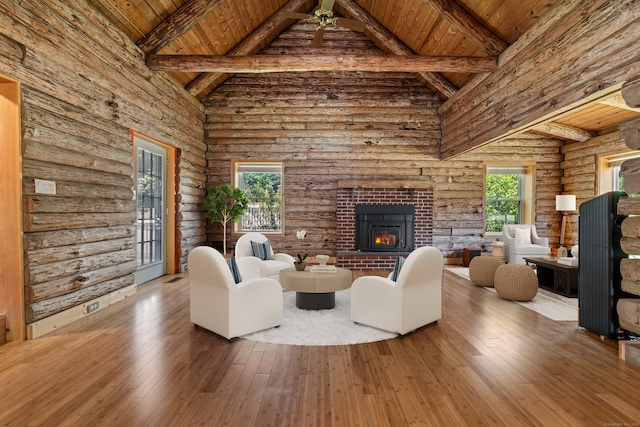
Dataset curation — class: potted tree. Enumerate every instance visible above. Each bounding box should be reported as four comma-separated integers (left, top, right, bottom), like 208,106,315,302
202,184,249,256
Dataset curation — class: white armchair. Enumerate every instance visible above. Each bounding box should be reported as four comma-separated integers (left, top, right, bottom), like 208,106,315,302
188,246,283,340
234,232,295,280
350,246,443,335
502,224,549,265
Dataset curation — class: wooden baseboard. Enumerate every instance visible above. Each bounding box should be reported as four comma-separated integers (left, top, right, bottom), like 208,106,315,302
27,285,137,340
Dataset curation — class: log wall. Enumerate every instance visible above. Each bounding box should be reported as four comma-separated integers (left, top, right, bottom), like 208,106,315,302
440,0,640,158
561,133,628,247
0,0,206,326
617,75,640,337
203,22,566,259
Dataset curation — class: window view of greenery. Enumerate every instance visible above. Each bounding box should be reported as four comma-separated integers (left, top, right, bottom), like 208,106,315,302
136,149,163,266
238,171,282,232
485,173,521,232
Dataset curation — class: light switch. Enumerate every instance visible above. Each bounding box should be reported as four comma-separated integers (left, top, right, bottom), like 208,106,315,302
35,179,56,195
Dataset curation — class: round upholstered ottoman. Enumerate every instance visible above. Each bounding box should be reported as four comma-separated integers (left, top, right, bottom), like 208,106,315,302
494,264,538,301
469,256,504,287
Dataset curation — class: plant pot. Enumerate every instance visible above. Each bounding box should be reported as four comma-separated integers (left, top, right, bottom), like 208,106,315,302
294,262,307,271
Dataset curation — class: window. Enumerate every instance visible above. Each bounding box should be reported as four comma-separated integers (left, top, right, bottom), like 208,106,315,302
233,162,283,233
484,163,535,235
598,151,640,194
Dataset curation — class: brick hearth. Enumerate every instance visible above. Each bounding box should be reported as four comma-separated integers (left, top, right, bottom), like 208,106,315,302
336,187,433,269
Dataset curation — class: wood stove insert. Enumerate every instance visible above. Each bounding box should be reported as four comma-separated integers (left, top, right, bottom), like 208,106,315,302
355,204,415,252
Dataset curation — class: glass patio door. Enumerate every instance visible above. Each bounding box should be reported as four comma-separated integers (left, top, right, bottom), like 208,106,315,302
134,137,166,284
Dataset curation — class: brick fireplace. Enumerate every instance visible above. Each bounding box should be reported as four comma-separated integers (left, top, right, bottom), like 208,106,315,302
336,187,433,269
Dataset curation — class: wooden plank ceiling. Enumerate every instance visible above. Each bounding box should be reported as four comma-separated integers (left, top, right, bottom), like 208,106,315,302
88,0,640,146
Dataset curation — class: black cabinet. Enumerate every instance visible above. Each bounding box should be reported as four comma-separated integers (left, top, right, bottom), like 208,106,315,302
578,191,627,339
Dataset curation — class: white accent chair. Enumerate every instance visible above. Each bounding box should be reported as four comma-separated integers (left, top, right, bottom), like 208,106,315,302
502,224,549,265
188,246,283,340
234,232,295,280
350,246,444,335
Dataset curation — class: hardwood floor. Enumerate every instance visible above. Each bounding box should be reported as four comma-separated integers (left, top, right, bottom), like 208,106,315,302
1,269,640,426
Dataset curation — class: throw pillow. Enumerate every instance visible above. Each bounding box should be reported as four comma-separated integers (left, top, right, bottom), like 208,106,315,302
391,256,406,282
226,257,243,284
250,240,273,260
514,227,532,245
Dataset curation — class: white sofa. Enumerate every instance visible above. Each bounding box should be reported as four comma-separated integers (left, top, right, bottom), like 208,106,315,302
234,232,295,280
188,246,283,340
350,246,443,335
502,224,549,264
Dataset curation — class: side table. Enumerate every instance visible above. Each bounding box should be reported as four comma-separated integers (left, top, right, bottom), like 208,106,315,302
491,242,506,261
462,248,482,267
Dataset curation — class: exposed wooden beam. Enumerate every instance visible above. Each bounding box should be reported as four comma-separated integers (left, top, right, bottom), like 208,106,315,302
336,0,458,98
186,0,314,98
421,0,508,56
149,54,497,73
136,0,225,55
530,121,597,142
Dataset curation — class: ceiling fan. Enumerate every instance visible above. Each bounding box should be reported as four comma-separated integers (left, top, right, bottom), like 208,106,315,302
279,0,366,48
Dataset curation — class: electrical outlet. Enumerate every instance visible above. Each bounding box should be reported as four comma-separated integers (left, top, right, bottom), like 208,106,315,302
85,301,99,314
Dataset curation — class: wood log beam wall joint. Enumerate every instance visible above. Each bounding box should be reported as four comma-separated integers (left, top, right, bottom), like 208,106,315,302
187,0,313,98
619,117,640,150
336,0,458,98
622,76,640,109
137,0,225,54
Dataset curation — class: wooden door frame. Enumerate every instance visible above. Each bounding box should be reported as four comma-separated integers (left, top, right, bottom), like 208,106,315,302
0,76,25,341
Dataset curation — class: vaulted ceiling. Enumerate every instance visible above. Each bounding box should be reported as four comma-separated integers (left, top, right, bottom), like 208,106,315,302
88,0,640,144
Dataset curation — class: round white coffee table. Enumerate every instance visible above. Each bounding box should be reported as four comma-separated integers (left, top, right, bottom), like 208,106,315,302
279,267,352,309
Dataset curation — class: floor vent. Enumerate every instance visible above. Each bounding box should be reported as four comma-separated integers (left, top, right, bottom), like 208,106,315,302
165,277,183,283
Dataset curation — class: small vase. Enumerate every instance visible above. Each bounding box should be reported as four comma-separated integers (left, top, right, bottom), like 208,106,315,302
294,262,307,271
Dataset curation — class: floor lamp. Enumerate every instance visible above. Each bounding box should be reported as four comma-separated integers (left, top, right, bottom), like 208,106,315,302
556,194,576,257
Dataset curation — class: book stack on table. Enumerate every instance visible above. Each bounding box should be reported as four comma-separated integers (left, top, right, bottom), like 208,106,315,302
557,257,578,266
309,265,337,273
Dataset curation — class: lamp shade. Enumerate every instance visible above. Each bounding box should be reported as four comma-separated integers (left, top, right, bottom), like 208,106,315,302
556,194,576,211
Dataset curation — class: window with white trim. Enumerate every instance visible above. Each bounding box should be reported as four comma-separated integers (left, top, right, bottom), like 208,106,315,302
484,163,535,235
233,162,283,234
598,151,640,194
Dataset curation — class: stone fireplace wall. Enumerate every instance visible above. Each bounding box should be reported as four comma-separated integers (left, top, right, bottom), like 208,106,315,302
336,187,433,269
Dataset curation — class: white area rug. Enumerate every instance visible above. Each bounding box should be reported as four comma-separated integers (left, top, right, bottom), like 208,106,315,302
243,289,398,346
447,267,579,322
